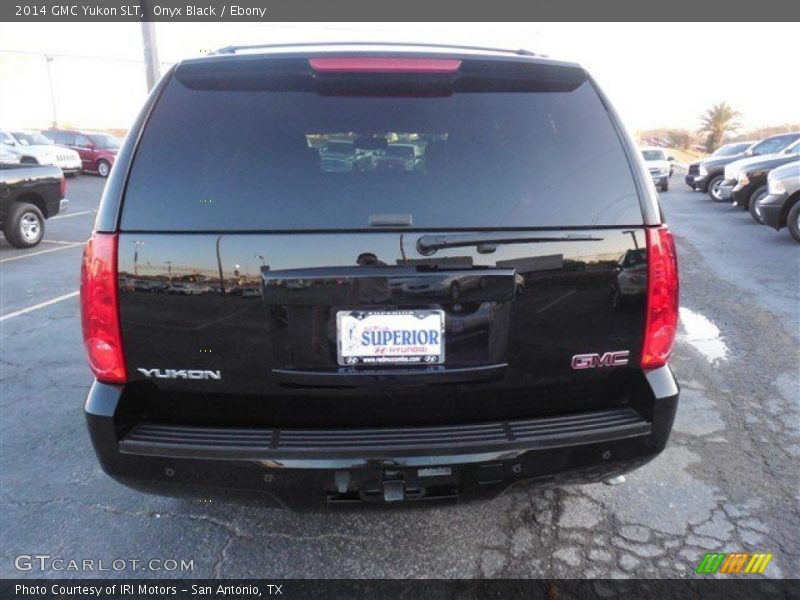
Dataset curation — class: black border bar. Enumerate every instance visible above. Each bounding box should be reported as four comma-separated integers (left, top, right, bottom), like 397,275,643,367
2,579,799,599
3,0,800,22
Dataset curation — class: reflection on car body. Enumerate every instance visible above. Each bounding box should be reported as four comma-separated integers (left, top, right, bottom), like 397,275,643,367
612,248,647,309
166,281,211,295
319,141,356,172
374,144,422,172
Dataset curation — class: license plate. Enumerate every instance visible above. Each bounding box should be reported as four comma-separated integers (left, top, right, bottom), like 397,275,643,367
336,309,445,366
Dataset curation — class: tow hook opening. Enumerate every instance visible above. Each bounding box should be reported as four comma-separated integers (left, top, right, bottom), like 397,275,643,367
382,480,406,503
325,468,459,504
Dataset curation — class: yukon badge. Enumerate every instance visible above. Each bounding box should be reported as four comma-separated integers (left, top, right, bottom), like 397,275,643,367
137,368,222,380
571,351,629,370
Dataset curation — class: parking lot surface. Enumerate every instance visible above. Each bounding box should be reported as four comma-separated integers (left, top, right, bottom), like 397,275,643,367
1,172,798,578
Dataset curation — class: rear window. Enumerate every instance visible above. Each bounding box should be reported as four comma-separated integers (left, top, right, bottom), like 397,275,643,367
642,150,665,161
121,63,643,231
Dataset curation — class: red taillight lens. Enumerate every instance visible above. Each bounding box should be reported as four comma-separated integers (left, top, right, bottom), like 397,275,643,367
80,233,127,383
641,226,679,369
59,176,66,198
309,57,462,73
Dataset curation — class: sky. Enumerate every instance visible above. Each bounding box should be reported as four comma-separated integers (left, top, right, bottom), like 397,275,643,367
0,22,798,132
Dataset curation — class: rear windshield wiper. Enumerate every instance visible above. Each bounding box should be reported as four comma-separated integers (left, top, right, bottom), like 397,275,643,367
416,232,604,255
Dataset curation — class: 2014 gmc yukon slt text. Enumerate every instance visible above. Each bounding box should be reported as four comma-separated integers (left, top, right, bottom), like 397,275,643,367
81,45,680,509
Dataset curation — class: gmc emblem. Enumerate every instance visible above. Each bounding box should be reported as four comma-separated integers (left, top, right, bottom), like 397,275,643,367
571,351,630,369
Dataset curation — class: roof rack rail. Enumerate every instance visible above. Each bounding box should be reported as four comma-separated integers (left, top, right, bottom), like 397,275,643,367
210,41,537,58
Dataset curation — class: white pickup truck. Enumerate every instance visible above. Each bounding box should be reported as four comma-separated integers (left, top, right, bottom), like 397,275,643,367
640,146,673,192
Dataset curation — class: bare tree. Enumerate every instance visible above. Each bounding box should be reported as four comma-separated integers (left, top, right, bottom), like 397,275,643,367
667,129,693,149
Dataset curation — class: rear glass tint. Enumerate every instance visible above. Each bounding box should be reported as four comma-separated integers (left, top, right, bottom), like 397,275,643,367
642,150,665,161
121,67,643,230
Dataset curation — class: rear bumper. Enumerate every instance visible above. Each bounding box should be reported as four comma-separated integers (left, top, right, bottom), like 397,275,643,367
44,196,67,219
85,368,679,508
650,174,668,185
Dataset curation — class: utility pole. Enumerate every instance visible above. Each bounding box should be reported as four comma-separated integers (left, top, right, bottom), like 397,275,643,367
133,240,145,276
140,20,160,91
622,230,640,250
215,235,226,295
44,55,58,127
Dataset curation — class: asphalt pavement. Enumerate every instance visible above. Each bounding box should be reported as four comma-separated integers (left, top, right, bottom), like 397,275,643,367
1,171,798,579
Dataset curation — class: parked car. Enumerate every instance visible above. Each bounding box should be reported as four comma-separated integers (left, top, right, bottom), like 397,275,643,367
43,129,121,177
640,147,673,191
0,129,81,176
131,279,167,293
0,144,21,164
684,141,755,190
318,140,356,172
612,247,647,309
694,133,800,201
0,163,67,248
166,281,211,295
374,144,423,172
757,161,800,242
718,140,800,220
80,44,679,507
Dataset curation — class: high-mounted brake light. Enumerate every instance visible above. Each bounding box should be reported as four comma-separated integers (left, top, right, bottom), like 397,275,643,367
80,233,127,383
309,57,462,74
641,226,679,369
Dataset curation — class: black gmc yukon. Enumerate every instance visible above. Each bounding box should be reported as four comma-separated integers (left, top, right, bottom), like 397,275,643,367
81,44,680,508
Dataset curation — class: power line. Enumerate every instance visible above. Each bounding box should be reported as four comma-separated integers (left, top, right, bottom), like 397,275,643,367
0,48,172,66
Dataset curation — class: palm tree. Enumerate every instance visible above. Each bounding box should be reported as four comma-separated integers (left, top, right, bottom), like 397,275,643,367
698,103,741,152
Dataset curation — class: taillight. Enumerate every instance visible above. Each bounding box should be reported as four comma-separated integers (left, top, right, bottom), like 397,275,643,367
59,176,66,198
80,233,127,383
641,226,679,369
309,57,462,73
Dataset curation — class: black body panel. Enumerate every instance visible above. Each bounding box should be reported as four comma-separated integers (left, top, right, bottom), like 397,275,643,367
0,164,64,221
117,228,647,428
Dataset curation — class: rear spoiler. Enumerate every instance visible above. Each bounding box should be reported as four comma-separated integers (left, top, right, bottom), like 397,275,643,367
174,54,586,94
